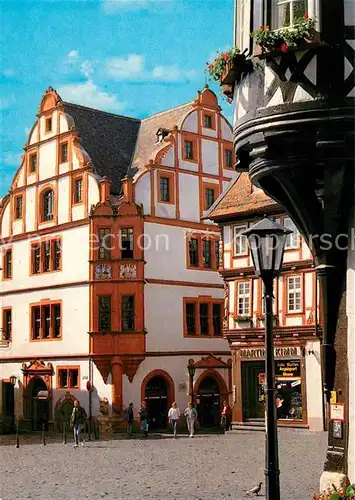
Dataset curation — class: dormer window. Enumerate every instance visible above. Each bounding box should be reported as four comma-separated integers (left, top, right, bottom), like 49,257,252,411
41,189,54,222
45,117,52,133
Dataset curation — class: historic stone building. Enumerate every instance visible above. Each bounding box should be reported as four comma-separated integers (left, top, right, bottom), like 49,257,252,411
0,86,237,432
225,0,354,490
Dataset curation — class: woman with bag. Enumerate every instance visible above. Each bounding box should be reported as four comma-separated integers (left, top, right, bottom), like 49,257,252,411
221,401,232,432
139,401,149,437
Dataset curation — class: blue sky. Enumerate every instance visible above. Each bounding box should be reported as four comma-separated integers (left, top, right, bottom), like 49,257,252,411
0,0,234,196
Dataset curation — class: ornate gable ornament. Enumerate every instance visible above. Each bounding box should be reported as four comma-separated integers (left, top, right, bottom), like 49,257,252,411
89,199,118,218
193,354,231,369
38,86,62,114
21,359,53,375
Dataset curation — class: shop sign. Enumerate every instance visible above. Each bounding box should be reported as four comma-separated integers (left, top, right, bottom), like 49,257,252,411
330,403,345,422
275,360,301,378
240,346,301,359
333,420,343,439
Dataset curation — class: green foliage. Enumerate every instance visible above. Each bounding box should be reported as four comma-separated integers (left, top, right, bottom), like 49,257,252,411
251,15,316,52
313,484,355,499
205,47,241,82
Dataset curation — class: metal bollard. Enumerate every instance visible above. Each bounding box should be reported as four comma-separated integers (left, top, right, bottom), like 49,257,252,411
63,422,67,444
15,420,19,448
41,422,46,446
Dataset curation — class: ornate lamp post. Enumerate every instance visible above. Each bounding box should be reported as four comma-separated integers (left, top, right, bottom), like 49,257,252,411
187,360,196,405
9,375,16,433
242,217,291,500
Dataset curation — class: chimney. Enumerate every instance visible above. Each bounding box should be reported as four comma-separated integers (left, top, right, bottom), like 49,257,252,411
121,177,133,202
99,177,111,202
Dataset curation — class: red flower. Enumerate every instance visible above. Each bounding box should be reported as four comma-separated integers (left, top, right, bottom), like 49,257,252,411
209,64,213,70
303,12,308,19
224,54,229,61
281,43,288,53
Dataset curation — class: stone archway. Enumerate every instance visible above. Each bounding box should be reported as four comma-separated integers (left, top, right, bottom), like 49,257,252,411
22,360,53,430
194,369,229,427
141,370,175,430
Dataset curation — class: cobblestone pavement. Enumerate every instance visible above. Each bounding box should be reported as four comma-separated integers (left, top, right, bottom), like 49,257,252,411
0,428,327,500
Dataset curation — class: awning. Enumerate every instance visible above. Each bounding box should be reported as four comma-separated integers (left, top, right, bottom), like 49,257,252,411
36,390,49,400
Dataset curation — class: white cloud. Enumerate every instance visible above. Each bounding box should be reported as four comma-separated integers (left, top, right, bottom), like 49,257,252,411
102,0,172,12
67,50,80,63
1,152,21,166
80,60,95,78
106,55,144,79
57,80,125,112
152,65,197,82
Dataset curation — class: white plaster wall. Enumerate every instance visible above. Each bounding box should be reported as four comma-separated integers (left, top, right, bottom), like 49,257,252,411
58,177,70,225
161,147,174,167
179,174,199,221
178,137,199,172
229,281,236,329
29,123,38,145
27,172,36,186
145,283,225,351
17,165,25,187
221,118,233,141
202,127,217,139
0,225,89,293
284,250,301,263
87,174,100,208
12,220,22,236
72,204,85,221
305,339,323,431
305,272,314,308
144,222,222,284
59,162,70,175
0,284,89,358
25,186,36,233
59,113,69,133
201,140,219,175
39,141,56,181
134,172,151,215
1,203,11,238
182,111,198,133
347,210,355,482
39,111,58,141
155,203,175,219
123,355,230,419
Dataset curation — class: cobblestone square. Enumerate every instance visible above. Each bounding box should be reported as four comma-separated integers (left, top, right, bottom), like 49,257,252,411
0,429,327,500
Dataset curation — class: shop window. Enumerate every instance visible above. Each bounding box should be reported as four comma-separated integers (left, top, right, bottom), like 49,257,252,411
122,295,135,331
233,224,247,255
2,308,12,341
29,153,37,173
58,368,79,389
98,228,111,260
98,296,111,331
121,228,134,259
189,238,199,267
275,360,302,420
15,196,23,220
272,0,306,28
30,302,61,340
212,303,222,336
60,142,68,163
160,176,170,202
74,178,83,204
45,117,52,133
186,303,196,335
202,240,212,268
184,140,194,160
287,276,302,312
237,281,251,315
3,249,12,279
284,216,299,249
42,189,54,222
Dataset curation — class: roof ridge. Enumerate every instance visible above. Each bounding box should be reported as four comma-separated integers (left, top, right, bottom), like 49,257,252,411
62,101,141,122
142,101,193,121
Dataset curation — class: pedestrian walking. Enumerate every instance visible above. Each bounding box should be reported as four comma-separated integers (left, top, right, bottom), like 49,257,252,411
168,402,180,438
184,402,197,438
124,402,134,438
70,400,87,448
221,400,232,432
139,401,149,437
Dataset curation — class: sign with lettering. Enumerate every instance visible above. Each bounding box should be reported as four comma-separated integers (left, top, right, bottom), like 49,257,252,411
275,360,301,378
333,420,343,439
240,346,302,359
330,403,345,422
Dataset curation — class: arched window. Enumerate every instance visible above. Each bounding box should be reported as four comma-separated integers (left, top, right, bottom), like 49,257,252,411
42,189,54,221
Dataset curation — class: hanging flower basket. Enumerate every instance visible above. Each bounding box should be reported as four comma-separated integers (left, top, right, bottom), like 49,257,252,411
233,315,253,327
251,14,319,58
206,48,252,99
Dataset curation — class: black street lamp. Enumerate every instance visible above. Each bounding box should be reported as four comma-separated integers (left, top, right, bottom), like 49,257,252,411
9,375,17,387
9,375,16,433
187,361,196,405
242,217,291,500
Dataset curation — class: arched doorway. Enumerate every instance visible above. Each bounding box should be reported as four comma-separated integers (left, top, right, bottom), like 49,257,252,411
195,371,229,427
142,371,174,430
27,377,50,431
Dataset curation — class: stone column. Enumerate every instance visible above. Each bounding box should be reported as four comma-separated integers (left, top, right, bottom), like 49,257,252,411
111,356,124,417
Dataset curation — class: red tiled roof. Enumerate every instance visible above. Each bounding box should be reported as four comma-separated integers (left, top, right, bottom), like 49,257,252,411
206,172,280,220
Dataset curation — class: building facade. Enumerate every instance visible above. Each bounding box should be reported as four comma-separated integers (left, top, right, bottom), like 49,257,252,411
224,0,355,490
206,173,323,431
0,86,237,432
